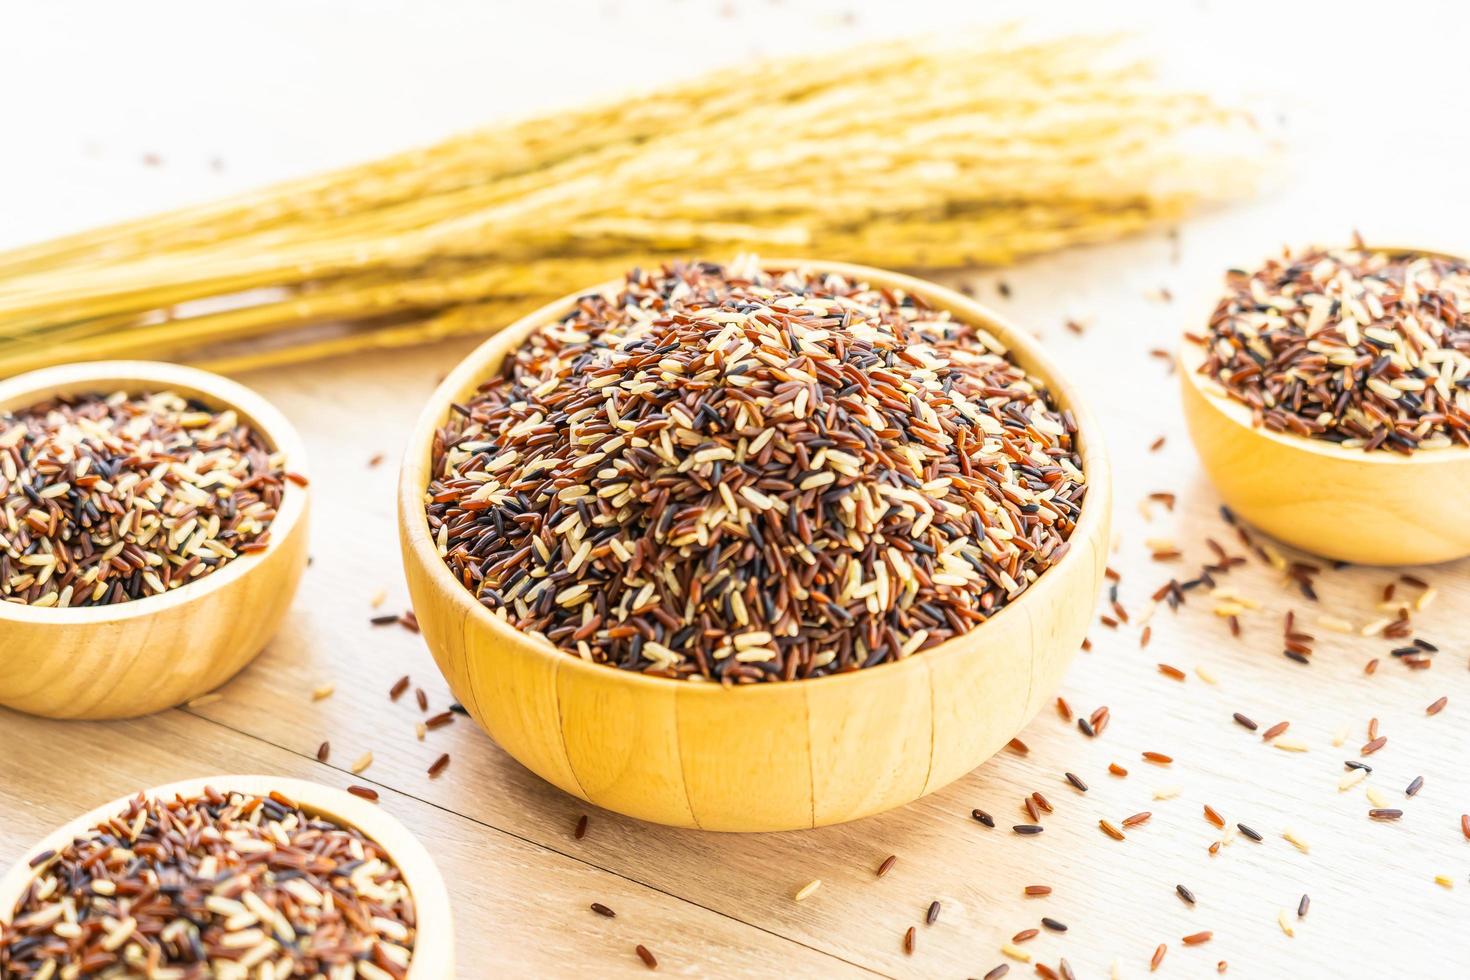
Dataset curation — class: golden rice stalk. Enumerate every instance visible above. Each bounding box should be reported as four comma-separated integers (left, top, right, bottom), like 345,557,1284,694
0,30,1273,375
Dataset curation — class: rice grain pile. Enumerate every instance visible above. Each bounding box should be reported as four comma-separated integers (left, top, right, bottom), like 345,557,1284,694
426,260,1087,682
0,787,416,979
1194,245,1470,451
0,391,286,607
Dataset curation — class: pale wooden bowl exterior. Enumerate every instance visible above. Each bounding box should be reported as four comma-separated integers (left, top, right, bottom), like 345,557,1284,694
0,362,309,718
0,775,453,978
1178,245,1470,566
399,260,1112,831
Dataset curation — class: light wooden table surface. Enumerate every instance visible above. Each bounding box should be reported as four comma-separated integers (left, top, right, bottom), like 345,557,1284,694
3,2,1469,977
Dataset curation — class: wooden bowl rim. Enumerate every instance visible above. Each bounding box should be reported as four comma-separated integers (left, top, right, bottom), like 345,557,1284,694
1179,242,1470,467
0,360,309,626
0,775,453,978
399,258,1111,697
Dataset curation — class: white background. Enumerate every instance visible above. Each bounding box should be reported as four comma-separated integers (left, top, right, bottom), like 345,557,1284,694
3,0,1468,251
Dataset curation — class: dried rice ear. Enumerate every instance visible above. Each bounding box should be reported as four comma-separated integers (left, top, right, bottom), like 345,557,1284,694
0,33,1270,375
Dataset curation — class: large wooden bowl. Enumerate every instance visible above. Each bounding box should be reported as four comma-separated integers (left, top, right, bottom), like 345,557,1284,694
0,775,453,978
398,260,1112,831
1179,247,1470,566
0,361,310,718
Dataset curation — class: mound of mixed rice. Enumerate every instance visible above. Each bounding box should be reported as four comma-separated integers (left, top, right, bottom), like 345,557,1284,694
427,261,1087,682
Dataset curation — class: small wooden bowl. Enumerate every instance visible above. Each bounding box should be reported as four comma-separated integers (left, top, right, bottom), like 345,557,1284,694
0,361,310,718
399,260,1112,831
1179,248,1470,566
0,775,453,978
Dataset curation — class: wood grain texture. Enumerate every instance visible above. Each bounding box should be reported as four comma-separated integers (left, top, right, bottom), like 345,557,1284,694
0,361,309,718
5,236,1468,977
0,774,455,978
3,259,1468,973
397,261,1111,831
0,712,864,977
